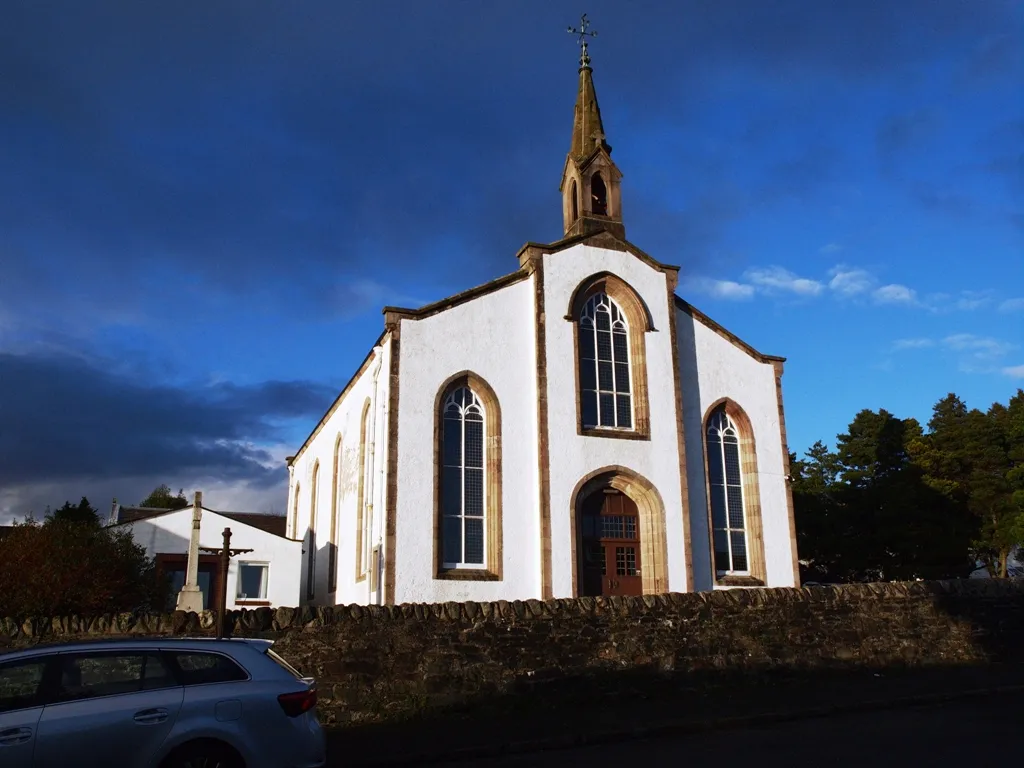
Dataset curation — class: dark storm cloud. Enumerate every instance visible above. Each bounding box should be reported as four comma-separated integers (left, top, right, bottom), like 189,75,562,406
0,350,334,487
1,0,1017,317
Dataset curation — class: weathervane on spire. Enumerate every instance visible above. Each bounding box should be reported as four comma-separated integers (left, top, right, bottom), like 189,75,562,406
567,13,597,69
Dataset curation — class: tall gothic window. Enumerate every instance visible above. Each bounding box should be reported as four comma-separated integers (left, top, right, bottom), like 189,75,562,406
355,399,372,580
440,387,486,567
328,434,341,593
578,292,632,430
706,407,748,575
306,462,319,600
570,179,579,222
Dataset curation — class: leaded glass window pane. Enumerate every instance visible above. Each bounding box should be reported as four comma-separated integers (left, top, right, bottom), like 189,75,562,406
578,293,633,429
439,386,488,568
464,518,484,565
616,395,632,429
707,407,749,575
442,419,461,465
442,517,462,564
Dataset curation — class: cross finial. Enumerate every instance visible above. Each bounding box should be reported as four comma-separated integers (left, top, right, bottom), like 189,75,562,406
567,13,598,70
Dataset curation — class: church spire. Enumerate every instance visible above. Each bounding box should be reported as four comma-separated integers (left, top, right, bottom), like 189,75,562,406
561,15,624,240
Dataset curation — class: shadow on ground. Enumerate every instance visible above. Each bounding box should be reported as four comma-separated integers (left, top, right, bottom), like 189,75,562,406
325,661,1024,766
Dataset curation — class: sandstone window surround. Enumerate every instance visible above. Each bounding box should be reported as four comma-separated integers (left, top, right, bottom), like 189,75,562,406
703,400,766,587
433,373,503,581
567,273,652,441
327,433,342,594
355,398,372,582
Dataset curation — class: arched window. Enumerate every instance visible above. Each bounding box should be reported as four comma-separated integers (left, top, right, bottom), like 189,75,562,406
569,274,652,440
578,293,632,430
706,410,746,574
306,462,319,600
441,387,486,567
570,179,579,222
591,172,608,216
328,434,341,593
434,373,503,579
704,402,766,584
355,399,372,581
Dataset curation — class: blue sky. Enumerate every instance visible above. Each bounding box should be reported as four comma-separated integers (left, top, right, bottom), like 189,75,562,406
1,1,1021,522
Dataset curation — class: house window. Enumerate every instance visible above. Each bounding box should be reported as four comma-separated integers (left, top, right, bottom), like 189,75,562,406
441,387,486,567
706,407,748,575
237,562,269,601
579,292,632,429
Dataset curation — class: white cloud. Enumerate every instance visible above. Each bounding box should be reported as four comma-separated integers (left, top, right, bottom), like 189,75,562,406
744,266,824,296
942,333,1016,360
954,290,994,311
999,298,1024,313
1003,365,1024,378
828,266,875,296
682,277,756,300
892,338,935,350
819,242,842,255
873,284,918,305
708,279,755,300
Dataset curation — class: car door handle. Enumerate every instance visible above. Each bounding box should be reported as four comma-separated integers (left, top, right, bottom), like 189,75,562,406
133,708,169,725
0,727,33,745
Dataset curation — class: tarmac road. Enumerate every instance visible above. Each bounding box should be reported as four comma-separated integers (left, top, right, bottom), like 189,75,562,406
432,691,1022,767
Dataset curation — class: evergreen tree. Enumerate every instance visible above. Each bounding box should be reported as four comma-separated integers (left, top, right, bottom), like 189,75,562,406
139,484,189,510
46,496,100,526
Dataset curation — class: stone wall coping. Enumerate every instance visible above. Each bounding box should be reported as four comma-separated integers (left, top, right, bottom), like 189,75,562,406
2,579,1021,642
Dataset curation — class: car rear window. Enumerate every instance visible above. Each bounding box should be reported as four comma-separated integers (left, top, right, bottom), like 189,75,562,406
264,648,304,680
53,652,178,702
168,652,249,686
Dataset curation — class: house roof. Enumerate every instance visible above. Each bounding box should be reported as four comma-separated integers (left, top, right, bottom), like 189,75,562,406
114,506,287,538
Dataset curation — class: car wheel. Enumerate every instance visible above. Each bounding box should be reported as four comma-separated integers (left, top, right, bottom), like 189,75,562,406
162,740,244,768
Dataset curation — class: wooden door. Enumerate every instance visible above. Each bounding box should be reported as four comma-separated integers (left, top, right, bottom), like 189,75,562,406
580,489,642,596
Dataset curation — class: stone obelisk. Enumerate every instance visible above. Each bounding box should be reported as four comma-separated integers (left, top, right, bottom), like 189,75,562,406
175,491,205,613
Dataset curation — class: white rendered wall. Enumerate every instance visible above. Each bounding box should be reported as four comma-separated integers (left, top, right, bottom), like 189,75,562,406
286,338,392,607
543,244,689,597
124,508,301,609
675,308,796,591
394,277,540,604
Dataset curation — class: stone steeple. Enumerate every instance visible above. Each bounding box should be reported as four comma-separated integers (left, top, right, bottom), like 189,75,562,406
559,42,624,241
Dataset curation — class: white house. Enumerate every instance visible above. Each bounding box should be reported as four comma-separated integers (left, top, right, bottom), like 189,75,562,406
284,52,800,607
112,504,301,610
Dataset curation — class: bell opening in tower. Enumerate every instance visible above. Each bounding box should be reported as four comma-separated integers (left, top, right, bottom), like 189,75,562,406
591,172,608,216
571,179,579,222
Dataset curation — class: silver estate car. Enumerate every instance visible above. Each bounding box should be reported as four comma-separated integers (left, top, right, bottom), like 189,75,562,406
0,637,326,768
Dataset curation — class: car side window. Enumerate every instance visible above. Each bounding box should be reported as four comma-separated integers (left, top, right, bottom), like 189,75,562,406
53,653,178,703
168,652,248,686
0,658,49,713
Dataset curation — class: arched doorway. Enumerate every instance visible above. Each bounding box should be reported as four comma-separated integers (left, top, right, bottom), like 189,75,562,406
580,488,642,596
570,466,670,597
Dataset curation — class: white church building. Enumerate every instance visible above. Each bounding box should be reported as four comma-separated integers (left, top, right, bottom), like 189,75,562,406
285,51,800,607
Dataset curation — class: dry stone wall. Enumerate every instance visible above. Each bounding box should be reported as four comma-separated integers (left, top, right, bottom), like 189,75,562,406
3,579,1023,725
